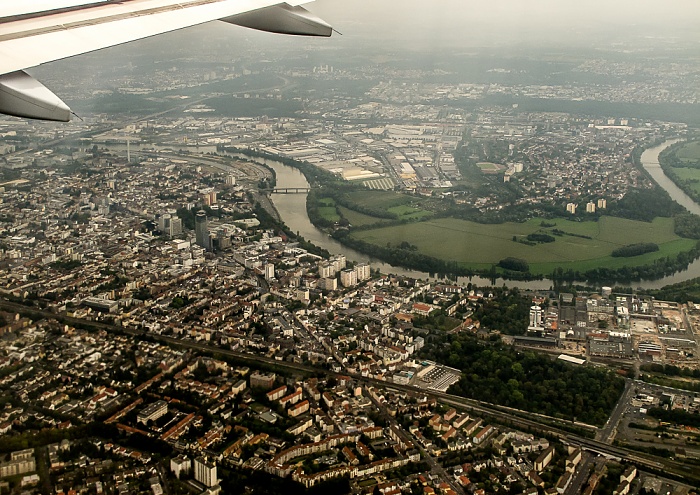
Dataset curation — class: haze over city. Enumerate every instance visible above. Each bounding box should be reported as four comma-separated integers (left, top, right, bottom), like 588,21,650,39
1,1,700,494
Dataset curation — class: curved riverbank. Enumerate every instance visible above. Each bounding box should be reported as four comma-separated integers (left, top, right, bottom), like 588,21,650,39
640,140,700,216
233,142,700,290
653,140,700,212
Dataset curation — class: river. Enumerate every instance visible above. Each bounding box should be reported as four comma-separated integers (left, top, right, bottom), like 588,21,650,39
110,141,700,290
260,140,700,290
640,140,700,216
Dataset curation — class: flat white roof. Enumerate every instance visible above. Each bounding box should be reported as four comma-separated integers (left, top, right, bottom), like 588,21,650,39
557,354,585,365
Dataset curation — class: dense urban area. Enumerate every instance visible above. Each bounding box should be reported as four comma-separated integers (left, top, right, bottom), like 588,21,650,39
1,17,700,495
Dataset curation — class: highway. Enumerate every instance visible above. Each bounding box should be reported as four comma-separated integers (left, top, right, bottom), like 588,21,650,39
1,298,699,485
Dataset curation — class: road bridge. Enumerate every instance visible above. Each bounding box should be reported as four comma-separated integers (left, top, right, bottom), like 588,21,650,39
271,187,310,194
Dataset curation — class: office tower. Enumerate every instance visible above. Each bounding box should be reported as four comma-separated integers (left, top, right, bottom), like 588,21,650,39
195,210,209,250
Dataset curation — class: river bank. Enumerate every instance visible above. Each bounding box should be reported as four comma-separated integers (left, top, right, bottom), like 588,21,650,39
255,139,700,290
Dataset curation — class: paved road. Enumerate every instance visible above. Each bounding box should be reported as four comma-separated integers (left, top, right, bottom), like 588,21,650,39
565,452,593,495
2,299,698,484
597,379,635,443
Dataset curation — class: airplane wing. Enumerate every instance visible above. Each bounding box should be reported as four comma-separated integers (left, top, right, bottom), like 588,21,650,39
0,0,333,122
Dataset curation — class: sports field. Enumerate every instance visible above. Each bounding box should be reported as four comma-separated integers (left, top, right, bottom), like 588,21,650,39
476,162,506,174
350,216,696,274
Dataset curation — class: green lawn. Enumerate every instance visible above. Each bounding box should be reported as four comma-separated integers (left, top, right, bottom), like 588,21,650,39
350,216,695,273
342,190,432,221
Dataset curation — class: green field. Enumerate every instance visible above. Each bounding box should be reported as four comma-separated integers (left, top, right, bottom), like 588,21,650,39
337,206,389,227
345,190,417,209
343,190,432,220
387,204,433,220
350,216,696,274
676,141,700,163
317,198,340,222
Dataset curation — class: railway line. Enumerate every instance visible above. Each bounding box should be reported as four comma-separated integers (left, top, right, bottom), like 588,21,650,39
1,298,698,485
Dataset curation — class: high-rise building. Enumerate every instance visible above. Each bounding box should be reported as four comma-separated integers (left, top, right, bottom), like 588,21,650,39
0,449,35,478
330,255,346,273
170,455,191,479
194,457,217,487
171,217,183,236
200,188,217,206
566,203,577,215
586,202,596,213
195,210,209,250
355,263,371,282
215,229,231,250
318,262,333,279
528,305,544,332
318,277,337,291
597,198,607,209
340,268,357,288
159,213,172,236
264,263,275,281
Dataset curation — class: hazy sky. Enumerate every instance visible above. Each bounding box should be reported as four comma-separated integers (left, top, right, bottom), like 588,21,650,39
307,0,700,46
29,0,700,84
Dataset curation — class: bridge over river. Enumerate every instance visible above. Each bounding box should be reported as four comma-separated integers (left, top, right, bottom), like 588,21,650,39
271,187,310,194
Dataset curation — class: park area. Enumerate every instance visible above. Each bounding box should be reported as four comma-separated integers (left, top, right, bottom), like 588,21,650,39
350,216,697,274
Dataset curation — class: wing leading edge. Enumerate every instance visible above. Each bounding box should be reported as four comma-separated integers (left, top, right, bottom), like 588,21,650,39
0,0,333,121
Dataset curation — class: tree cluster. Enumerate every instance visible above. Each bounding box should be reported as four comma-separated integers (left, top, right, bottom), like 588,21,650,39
526,233,555,243
607,187,682,222
647,407,700,428
640,363,700,379
421,335,625,425
673,213,700,239
611,243,659,258
470,289,532,335
498,257,530,272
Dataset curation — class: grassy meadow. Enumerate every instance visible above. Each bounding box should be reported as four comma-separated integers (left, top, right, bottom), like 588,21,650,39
337,206,389,227
350,216,695,274
316,198,341,222
676,141,700,163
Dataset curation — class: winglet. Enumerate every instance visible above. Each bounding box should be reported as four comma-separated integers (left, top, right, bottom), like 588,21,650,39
222,3,333,37
0,71,71,121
